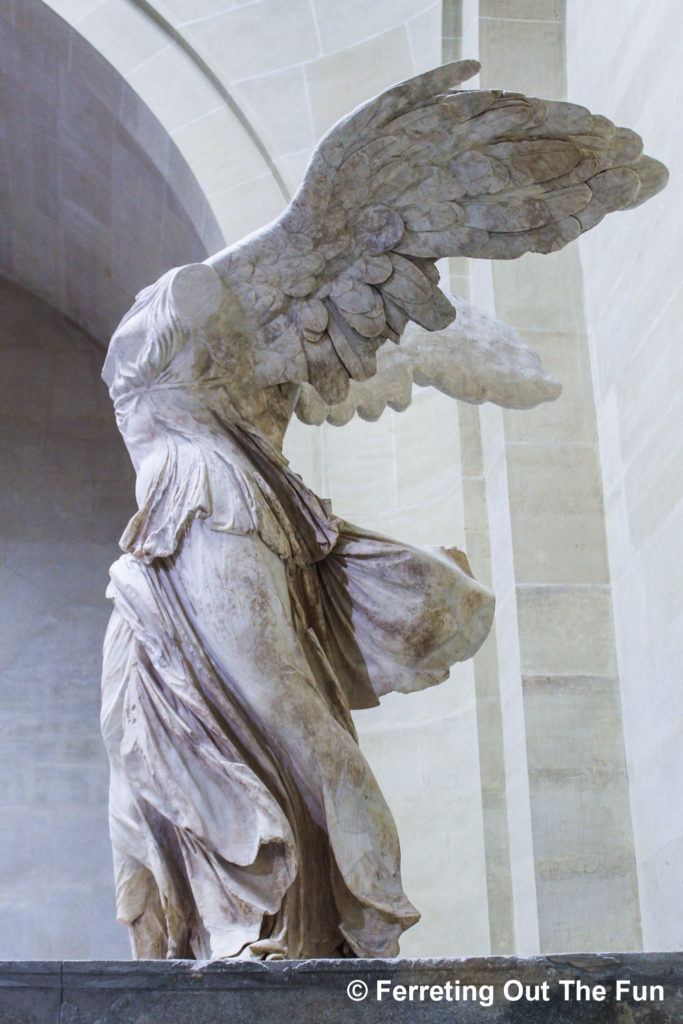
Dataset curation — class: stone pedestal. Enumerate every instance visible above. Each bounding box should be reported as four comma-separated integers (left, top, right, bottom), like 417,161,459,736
0,953,681,1023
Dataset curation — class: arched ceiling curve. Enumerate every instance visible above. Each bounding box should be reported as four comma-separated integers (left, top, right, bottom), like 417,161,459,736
41,0,443,245
0,0,224,346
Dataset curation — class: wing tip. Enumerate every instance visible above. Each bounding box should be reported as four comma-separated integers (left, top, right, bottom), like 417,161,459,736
448,59,481,87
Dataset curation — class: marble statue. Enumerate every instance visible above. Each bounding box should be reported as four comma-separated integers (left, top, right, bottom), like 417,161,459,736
101,61,667,961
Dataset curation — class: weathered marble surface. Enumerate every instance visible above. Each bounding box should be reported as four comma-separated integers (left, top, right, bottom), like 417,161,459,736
102,60,667,962
1,954,681,1024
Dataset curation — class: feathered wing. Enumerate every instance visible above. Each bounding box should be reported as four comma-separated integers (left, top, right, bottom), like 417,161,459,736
294,293,563,426
205,60,667,409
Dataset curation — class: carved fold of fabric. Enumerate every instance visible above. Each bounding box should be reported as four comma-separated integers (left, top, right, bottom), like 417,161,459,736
118,440,214,563
103,525,423,959
103,554,298,959
306,524,495,710
118,426,339,567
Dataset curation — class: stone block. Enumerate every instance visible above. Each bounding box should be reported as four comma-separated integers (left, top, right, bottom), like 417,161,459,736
49,0,103,22
58,77,116,186
392,390,462,508
14,0,70,66
156,0,233,24
480,17,565,98
502,330,597,445
442,1,461,40
208,175,285,246
75,0,168,76
624,395,683,551
199,200,227,255
357,689,490,958
65,25,124,119
1,955,660,1023
10,216,65,314
170,101,271,193
0,963,61,1024
347,489,465,548
616,284,683,465
481,0,564,19
462,477,493,584
517,585,617,677
159,203,207,273
0,883,127,961
406,5,443,76
323,411,397,517
536,870,642,952
505,443,610,584
165,143,222,248
306,26,413,137
529,769,636,873
311,0,431,56
186,0,319,83
233,66,314,156
458,403,483,477
492,249,585,334
276,149,314,197
127,45,221,135
639,835,683,950
639,511,683,637
523,675,627,775
283,416,324,495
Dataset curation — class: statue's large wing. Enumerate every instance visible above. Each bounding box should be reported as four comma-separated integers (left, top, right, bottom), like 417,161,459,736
206,60,667,406
295,293,563,426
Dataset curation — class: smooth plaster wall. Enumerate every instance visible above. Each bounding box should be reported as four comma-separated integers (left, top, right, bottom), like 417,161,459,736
0,276,133,959
566,0,683,950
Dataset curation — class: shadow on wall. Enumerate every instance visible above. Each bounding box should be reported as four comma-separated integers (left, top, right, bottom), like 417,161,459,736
0,0,222,959
0,276,134,958
0,0,223,347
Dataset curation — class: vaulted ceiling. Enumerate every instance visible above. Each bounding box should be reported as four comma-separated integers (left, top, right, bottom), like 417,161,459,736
40,0,443,243
0,0,223,345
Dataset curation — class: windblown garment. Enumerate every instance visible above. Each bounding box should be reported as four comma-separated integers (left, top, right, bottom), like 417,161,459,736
101,279,494,959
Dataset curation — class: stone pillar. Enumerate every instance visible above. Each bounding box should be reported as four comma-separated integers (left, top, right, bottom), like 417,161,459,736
474,0,642,952
443,1,518,956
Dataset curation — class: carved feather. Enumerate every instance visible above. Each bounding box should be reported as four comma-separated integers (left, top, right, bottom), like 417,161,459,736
204,60,667,412
295,294,563,426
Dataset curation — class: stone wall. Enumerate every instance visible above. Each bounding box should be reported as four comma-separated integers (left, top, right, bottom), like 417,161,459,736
566,0,683,951
0,0,221,346
0,1,222,958
474,1,642,955
0,277,133,958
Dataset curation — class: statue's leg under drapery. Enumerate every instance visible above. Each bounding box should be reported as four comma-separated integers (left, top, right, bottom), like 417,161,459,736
103,520,420,959
169,521,421,957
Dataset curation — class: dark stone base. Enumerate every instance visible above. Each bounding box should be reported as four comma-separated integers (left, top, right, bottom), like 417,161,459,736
1,953,681,1023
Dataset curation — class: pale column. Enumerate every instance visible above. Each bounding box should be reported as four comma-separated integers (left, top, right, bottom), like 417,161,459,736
473,258,540,956
477,0,642,952
444,0,517,955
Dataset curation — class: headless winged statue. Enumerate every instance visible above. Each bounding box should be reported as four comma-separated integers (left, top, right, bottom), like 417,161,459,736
101,61,667,961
